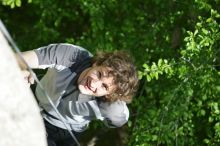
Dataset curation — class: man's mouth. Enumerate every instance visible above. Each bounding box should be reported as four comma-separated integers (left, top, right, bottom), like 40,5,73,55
86,77,93,91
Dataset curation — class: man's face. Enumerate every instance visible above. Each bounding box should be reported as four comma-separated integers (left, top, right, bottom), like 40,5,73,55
77,65,115,97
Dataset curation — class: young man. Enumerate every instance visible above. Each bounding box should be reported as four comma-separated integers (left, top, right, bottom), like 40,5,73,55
17,43,139,146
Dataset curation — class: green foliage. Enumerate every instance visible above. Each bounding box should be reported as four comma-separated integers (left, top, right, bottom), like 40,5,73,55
138,59,174,81
1,0,22,8
1,0,220,145
130,6,220,146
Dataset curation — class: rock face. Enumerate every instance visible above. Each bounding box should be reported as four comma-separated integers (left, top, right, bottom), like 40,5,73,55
0,31,47,146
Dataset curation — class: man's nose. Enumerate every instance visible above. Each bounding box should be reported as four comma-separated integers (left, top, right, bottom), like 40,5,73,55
91,79,102,89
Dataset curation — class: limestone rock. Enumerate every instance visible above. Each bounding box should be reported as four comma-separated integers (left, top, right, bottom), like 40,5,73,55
0,31,47,146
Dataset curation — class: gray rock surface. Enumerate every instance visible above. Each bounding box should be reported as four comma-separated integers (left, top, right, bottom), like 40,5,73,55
0,31,47,146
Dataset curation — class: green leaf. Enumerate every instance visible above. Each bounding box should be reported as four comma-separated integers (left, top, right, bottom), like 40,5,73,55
164,59,168,64
206,18,212,23
155,72,159,80
143,63,148,68
146,74,151,82
203,139,210,144
10,2,15,8
152,135,158,141
194,29,198,35
158,59,163,67
128,121,132,127
202,28,208,35
15,0,21,7
138,71,143,80
200,109,206,116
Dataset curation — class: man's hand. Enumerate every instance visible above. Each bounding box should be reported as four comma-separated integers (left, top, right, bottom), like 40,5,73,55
21,70,34,86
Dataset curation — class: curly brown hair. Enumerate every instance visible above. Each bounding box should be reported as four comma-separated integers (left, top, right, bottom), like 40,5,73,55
93,51,139,103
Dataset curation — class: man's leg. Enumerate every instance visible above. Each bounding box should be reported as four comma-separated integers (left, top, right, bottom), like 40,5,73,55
44,119,80,146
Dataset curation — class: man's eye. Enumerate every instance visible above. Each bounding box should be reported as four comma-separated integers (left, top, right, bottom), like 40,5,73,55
103,84,108,91
97,71,102,79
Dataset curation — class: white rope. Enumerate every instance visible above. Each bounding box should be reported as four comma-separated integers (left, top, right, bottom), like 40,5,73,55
0,19,80,146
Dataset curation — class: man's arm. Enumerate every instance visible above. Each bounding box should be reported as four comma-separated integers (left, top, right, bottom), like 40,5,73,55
16,43,93,70
16,50,39,70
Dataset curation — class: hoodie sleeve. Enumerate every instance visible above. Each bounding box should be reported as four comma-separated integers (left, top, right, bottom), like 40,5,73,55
98,100,129,128
34,43,92,70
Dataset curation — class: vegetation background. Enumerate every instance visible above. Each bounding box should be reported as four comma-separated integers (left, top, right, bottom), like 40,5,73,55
1,0,220,145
